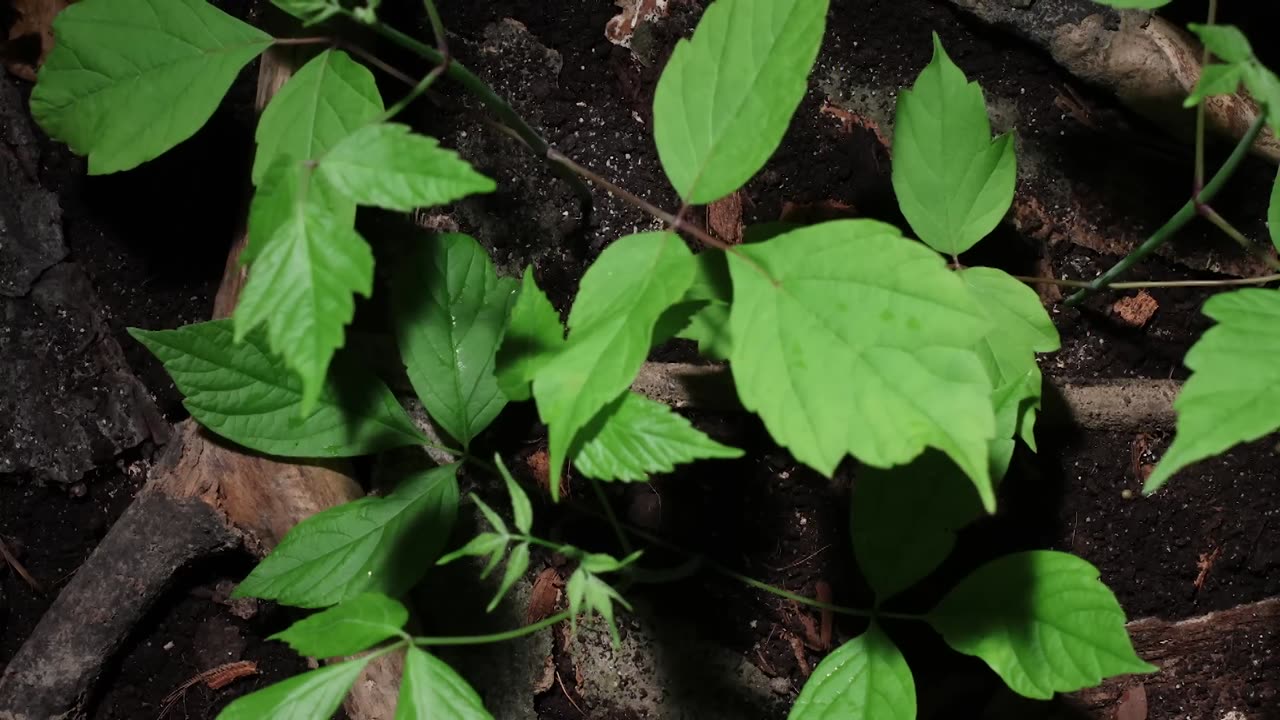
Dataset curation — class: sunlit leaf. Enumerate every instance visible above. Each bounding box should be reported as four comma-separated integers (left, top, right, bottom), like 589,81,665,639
533,233,695,499
929,551,1156,698
892,34,1016,256
392,233,517,447
495,269,565,402
30,0,272,174
788,624,915,720
270,593,408,658
727,220,996,509
130,320,422,457
234,464,459,607
216,657,370,720
397,647,494,720
653,0,829,203
1146,288,1280,491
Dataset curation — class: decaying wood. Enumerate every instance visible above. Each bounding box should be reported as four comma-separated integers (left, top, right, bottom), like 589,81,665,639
944,0,1280,163
0,46,400,719
1067,598,1280,717
631,363,1179,431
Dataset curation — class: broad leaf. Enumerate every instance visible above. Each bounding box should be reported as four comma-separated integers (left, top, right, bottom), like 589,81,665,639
488,542,530,612
253,49,383,184
392,233,517,447
928,551,1156,699
435,531,508,572
1188,23,1253,64
318,124,496,211
573,392,743,482
495,455,534,535
1272,168,1280,252
852,452,983,603
249,48,381,257
727,220,997,510
1185,63,1245,108
234,464,460,607
130,320,422,457
30,0,272,175
675,250,734,359
397,647,494,720
533,232,696,499
216,657,370,720
652,0,830,203
959,267,1059,453
272,0,340,24
788,624,915,720
892,35,1016,256
270,593,408,658
235,202,374,413
566,557,638,647
1146,288,1280,491
495,269,565,402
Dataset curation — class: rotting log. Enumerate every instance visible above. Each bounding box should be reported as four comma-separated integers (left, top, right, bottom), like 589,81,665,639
0,46,401,720
1067,598,1280,717
942,0,1280,164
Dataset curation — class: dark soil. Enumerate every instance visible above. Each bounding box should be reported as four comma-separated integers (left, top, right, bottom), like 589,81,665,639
3,0,1280,718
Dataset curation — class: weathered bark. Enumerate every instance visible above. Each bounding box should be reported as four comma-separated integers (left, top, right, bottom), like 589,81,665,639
943,0,1280,163
1068,598,1280,717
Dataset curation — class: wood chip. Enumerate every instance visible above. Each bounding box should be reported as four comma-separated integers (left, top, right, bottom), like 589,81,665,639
605,0,668,47
1112,291,1159,328
1114,684,1147,720
526,567,564,624
706,191,744,245
3,0,68,81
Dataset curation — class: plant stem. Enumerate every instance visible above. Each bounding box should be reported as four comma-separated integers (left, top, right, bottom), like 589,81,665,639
1066,113,1268,305
1016,273,1280,290
350,12,592,205
413,611,571,646
1199,205,1280,270
272,36,331,46
589,478,633,554
341,40,417,87
545,149,730,252
1193,0,1220,189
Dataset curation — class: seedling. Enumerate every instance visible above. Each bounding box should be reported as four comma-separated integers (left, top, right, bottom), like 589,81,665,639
32,0,1279,715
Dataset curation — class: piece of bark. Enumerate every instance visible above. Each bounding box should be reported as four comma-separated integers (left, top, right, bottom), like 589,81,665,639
943,0,1280,163
1066,598,1280,716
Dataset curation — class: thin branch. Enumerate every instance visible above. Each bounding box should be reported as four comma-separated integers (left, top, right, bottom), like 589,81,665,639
1017,273,1280,290
413,610,571,646
272,36,331,46
340,41,417,87
0,536,43,593
1066,113,1268,305
589,478,633,555
1193,0,1219,189
1198,205,1280,271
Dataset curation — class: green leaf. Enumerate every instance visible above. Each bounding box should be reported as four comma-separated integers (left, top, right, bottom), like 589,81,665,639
270,593,408,658
959,267,1059,452
572,392,743,482
235,202,374,413
892,34,1016,256
566,562,635,648
436,531,507,569
1187,23,1254,64
216,657,370,720
1145,288,1280,491
234,464,459,608
1243,64,1280,132
533,232,696,499
470,493,511,539
1185,63,1245,108
253,49,384,187
392,233,517,447
852,452,983,603
727,220,997,510
495,455,534,535
272,0,341,25
30,0,271,175
652,0,830,203
675,250,735,359
129,320,422,457
318,124,496,211
788,624,915,720
488,542,530,612
928,551,1156,699
1089,0,1169,7
1271,168,1280,253
495,269,565,402
397,647,494,720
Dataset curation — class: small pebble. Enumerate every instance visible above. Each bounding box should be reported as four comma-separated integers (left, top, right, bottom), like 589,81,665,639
1121,488,1135,500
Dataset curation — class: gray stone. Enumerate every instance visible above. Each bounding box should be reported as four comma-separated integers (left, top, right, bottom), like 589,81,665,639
0,78,65,298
